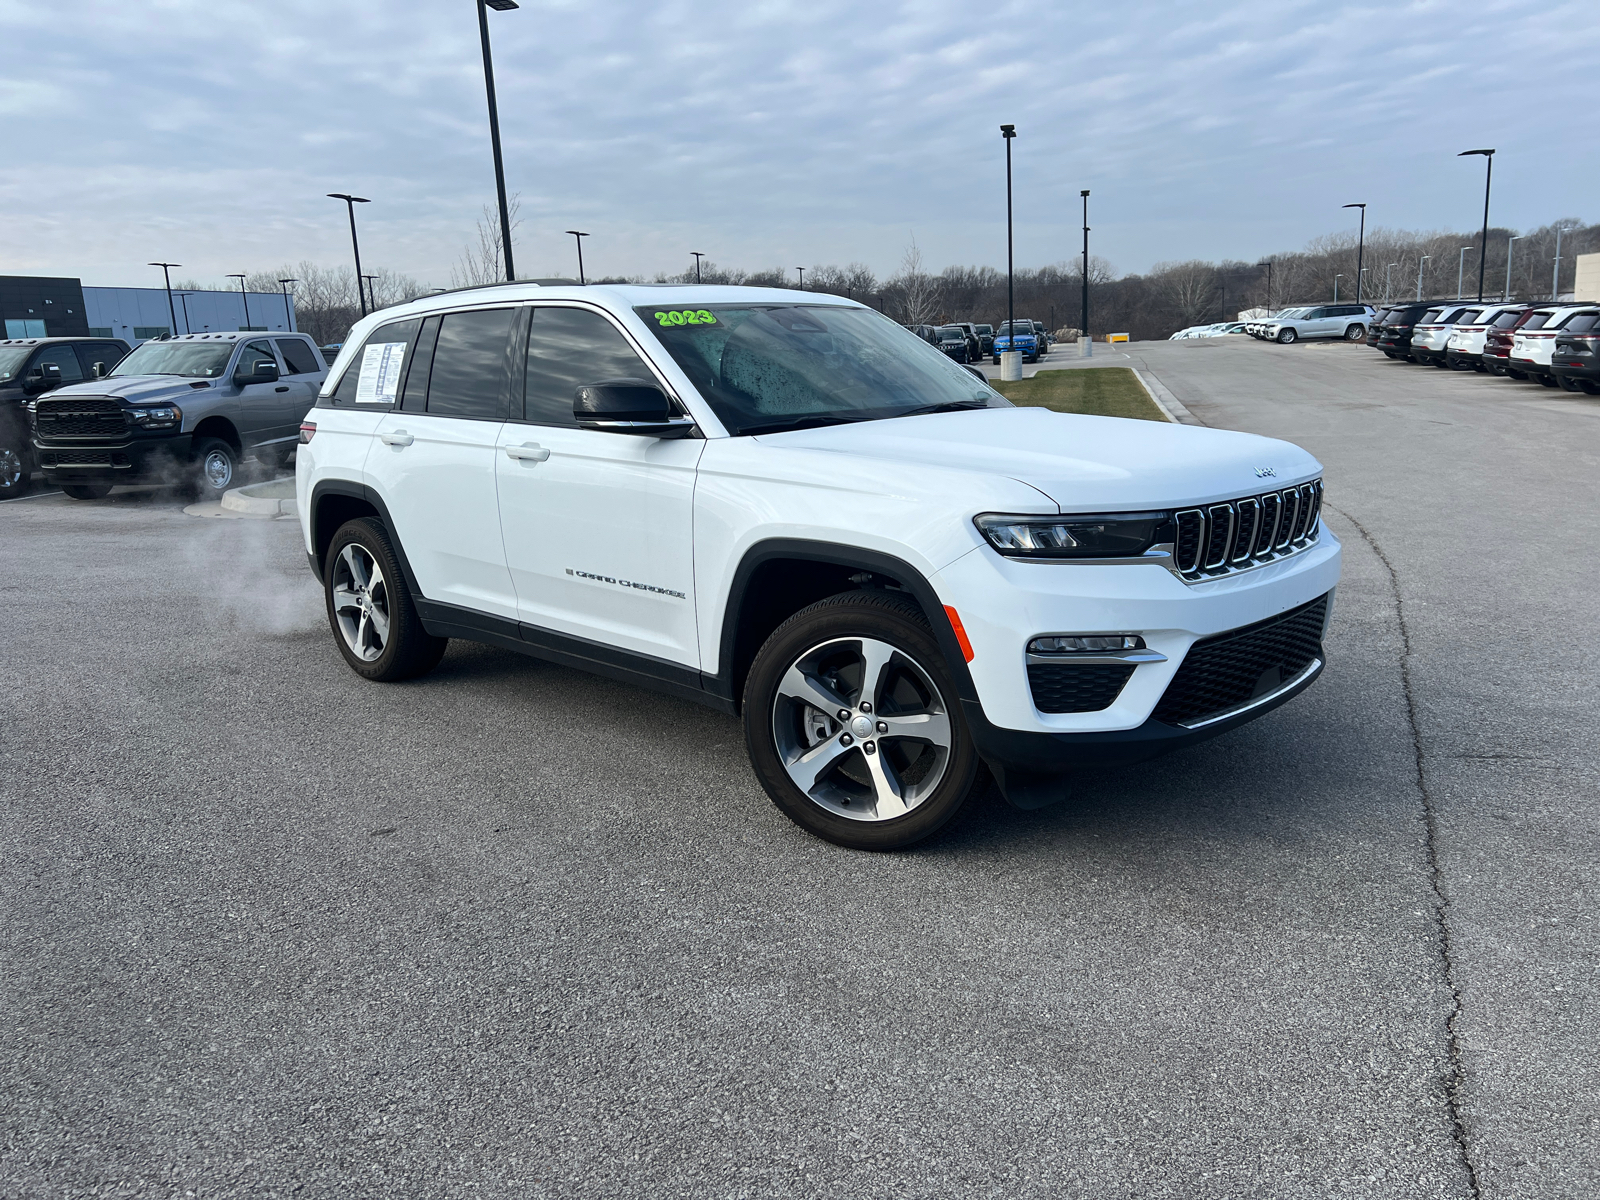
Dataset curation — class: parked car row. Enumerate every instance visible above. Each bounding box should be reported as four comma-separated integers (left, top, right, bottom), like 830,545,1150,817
0,331,329,499
1364,300,1600,394
1169,321,1248,340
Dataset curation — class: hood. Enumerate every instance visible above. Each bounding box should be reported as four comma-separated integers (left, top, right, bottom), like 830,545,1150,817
46,376,213,405
754,406,1321,510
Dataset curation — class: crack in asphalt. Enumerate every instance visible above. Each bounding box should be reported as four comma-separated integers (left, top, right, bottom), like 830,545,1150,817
1329,503,1483,1200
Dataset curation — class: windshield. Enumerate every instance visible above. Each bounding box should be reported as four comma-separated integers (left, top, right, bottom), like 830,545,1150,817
636,304,1002,435
111,340,235,378
976,325,993,334
997,321,1033,334
938,327,965,339
0,346,32,382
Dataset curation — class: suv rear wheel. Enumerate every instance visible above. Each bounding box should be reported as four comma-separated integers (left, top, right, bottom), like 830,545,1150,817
743,591,987,850
1344,324,1365,341
1277,328,1298,344
324,517,448,681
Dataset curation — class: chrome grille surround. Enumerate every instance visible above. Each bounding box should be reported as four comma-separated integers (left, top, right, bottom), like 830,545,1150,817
1172,480,1323,580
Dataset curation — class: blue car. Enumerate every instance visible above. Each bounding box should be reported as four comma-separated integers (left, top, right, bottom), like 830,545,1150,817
991,319,1044,364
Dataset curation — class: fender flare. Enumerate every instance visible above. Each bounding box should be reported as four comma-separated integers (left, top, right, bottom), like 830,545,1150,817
307,479,423,597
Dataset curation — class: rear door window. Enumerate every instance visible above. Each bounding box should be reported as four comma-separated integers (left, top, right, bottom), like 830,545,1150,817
329,317,422,406
275,337,321,375
426,308,516,419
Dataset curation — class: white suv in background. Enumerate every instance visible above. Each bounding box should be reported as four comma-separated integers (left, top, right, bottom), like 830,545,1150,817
1445,302,1521,371
297,284,1339,850
1261,304,1375,344
1408,303,1481,367
1510,306,1598,386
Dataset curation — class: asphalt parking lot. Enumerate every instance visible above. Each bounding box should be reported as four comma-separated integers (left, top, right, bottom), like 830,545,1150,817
3,339,1596,1199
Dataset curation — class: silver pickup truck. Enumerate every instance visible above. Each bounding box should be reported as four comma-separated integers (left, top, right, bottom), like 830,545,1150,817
31,331,328,500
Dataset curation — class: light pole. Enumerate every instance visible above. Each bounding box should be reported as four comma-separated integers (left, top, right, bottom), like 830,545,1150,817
1342,203,1367,303
477,0,518,282
177,293,195,335
1360,267,1370,300
565,231,589,284
278,278,298,332
361,274,378,313
1080,189,1090,343
1416,255,1431,301
148,262,181,336
1000,123,1016,362
1458,149,1494,301
1553,223,1573,300
1457,246,1474,301
1383,263,1398,305
691,252,705,283
328,193,371,316
1256,260,1274,311
1504,235,1523,302
227,274,251,330
1334,274,1343,302
795,267,805,289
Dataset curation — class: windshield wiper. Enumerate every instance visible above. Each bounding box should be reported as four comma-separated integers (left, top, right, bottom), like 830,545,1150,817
735,414,876,436
891,400,992,418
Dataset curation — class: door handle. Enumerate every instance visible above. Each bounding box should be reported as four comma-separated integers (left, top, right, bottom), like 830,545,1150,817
274,386,290,392
505,443,550,463
380,430,414,447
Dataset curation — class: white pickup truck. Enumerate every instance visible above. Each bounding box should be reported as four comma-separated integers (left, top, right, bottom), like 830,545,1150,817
297,284,1339,849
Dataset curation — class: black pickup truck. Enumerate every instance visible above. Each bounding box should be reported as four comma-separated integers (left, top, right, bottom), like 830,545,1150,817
0,336,129,498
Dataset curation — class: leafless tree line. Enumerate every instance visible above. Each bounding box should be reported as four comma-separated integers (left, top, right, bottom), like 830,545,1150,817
174,263,433,347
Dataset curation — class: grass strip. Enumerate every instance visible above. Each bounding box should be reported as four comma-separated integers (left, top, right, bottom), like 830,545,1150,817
992,367,1168,423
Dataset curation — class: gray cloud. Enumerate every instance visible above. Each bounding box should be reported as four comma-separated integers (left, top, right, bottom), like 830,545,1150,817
0,0,1592,287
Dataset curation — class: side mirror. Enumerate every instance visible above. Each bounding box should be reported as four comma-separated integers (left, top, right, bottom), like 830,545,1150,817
574,379,695,437
25,362,62,393
237,360,280,384
91,362,106,378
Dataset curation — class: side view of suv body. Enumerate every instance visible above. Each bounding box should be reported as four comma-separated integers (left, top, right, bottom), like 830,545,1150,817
0,336,129,498
33,331,327,499
1260,304,1374,344
298,284,1339,850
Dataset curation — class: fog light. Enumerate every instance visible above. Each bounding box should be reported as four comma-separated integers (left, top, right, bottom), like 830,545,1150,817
1028,634,1146,654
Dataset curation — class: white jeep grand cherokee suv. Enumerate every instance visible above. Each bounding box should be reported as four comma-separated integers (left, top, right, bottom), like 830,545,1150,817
297,284,1339,849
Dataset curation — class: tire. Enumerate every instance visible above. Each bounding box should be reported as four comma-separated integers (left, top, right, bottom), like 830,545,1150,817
0,440,29,500
1536,374,1558,388
1344,324,1365,341
191,436,239,497
742,591,988,851
992,355,1000,365
324,517,448,682
1557,376,1581,392
1505,368,1525,381
1385,352,1400,359
62,483,113,500
1277,328,1297,344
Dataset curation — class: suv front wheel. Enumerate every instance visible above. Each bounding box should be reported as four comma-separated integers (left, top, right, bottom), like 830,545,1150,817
324,517,449,681
743,592,987,850
1344,324,1365,341
1277,327,1298,344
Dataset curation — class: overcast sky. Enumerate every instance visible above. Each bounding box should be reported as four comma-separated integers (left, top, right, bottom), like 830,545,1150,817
1,0,1593,290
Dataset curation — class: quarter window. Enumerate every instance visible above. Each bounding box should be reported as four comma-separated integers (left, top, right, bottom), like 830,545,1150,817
523,307,657,427
330,317,421,406
426,308,515,419
1562,313,1600,333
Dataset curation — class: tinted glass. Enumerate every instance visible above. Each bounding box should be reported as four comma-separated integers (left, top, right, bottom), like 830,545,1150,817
0,346,32,381
1456,310,1483,325
237,340,278,377
32,344,85,382
77,343,126,376
112,341,233,378
638,303,999,435
331,317,421,405
1550,310,1592,330
524,307,654,427
276,338,320,375
976,325,993,334
427,308,514,419
1491,311,1522,329
1562,313,1600,333
400,317,439,411
1521,313,1550,330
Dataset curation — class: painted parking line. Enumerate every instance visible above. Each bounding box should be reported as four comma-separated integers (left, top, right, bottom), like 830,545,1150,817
0,490,64,503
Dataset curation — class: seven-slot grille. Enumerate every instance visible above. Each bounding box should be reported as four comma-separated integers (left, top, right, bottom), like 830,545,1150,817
1173,480,1322,578
35,398,127,439
1151,593,1329,727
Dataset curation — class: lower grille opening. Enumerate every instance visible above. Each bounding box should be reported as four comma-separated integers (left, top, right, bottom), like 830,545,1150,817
1152,593,1330,727
1027,663,1136,714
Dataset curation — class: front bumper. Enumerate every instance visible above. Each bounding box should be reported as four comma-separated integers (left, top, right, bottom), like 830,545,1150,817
34,434,193,483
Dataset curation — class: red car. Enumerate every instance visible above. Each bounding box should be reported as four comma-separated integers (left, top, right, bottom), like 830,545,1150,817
1481,305,1540,376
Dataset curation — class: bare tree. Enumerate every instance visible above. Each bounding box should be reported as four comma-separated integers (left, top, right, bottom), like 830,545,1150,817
892,236,940,325
452,193,523,288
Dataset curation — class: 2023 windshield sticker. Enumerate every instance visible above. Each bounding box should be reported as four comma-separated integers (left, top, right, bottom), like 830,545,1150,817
653,310,717,328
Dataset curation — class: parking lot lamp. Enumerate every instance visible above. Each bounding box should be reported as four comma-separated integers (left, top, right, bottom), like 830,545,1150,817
1383,263,1398,305
691,252,705,284
1553,223,1573,300
1080,189,1090,342
1416,255,1431,301
565,231,589,284
1457,246,1474,300
227,274,251,330
148,263,181,337
1342,204,1366,303
795,267,805,289
1334,274,1343,302
1360,267,1370,299
177,293,195,334
361,274,378,313
477,0,518,281
1504,235,1523,302
278,278,298,332
327,194,371,316
1458,149,1494,301
1256,260,1273,311
1001,124,1016,356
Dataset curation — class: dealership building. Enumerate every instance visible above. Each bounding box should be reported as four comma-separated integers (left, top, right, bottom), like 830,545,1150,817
1,275,297,345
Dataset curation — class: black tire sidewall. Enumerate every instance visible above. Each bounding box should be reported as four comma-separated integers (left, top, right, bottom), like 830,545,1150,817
742,593,984,851
0,439,29,499
324,517,447,682
191,437,239,496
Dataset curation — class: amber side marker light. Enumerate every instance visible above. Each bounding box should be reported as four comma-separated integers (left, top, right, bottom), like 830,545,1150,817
944,606,975,662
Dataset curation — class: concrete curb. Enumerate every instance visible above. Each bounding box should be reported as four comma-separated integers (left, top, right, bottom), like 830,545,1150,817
1132,368,1205,426
219,480,298,517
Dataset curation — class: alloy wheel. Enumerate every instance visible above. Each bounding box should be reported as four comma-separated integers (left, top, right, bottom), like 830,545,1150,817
331,543,391,662
0,447,22,491
770,636,952,822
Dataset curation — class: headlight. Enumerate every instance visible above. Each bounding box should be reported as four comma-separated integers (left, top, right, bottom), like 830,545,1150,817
974,511,1172,558
131,404,181,428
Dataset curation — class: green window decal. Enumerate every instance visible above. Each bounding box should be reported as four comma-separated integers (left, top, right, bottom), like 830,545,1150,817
653,309,717,327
